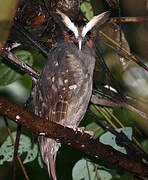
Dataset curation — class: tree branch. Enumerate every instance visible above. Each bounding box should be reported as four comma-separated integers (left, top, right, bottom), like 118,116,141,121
109,17,148,23
91,95,148,120
1,49,40,81
0,96,148,178
99,30,148,73
13,21,49,57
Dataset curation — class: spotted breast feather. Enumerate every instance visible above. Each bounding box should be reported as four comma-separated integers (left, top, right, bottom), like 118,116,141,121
35,42,95,126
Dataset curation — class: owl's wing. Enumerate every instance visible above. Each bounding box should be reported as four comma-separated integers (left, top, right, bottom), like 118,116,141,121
34,44,84,125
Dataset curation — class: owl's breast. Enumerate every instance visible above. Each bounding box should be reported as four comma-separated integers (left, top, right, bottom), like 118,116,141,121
34,42,95,126
55,43,95,126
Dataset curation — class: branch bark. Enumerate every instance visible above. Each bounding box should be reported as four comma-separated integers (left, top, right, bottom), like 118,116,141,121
91,95,148,120
0,96,148,178
1,49,40,81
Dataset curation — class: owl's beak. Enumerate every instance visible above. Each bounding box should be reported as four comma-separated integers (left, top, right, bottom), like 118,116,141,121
78,36,82,50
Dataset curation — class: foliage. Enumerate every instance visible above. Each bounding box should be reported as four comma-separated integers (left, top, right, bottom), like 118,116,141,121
100,127,132,154
0,132,38,165
72,159,112,180
81,1,94,20
0,50,33,85
0,0,148,180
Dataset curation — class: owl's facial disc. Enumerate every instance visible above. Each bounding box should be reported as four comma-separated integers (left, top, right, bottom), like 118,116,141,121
56,9,110,50
56,9,82,50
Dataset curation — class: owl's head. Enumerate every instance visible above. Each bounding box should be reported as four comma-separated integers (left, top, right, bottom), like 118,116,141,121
56,9,110,50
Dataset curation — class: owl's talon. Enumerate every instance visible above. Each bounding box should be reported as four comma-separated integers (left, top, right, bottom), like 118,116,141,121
67,125,84,133
67,126,94,136
84,130,94,137
77,127,85,134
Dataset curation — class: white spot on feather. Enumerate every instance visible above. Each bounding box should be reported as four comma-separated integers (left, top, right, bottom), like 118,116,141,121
64,79,68,83
59,95,63,99
58,77,63,86
39,132,45,135
16,115,20,120
52,76,55,82
69,84,77,90
42,102,46,107
52,84,57,92
55,62,59,66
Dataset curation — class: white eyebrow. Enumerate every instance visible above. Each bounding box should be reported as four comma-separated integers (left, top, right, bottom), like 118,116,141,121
56,9,79,38
81,11,110,37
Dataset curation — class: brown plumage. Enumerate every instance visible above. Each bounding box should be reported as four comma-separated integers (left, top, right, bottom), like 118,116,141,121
34,10,109,180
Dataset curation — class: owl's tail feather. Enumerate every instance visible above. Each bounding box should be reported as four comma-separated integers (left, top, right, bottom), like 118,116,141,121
46,151,57,180
38,137,60,180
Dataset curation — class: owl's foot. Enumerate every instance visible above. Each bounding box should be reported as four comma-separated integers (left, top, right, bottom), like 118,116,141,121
67,126,94,136
84,130,94,136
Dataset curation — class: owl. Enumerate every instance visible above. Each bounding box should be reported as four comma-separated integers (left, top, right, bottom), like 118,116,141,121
34,9,109,180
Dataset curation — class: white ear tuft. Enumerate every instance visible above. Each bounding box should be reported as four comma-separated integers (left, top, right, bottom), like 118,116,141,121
56,9,79,38
81,11,110,37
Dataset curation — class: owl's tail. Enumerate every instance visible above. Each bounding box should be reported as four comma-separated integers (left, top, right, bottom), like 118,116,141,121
38,136,61,180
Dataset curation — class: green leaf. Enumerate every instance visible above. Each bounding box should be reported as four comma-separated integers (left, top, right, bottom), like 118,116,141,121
31,50,46,72
0,132,38,164
142,139,148,153
0,60,21,86
99,127,132,154
15,50,33,66
80,2,94,20
72,159,112,180
89,105,103,119
98,169,112,180
0,50,33,86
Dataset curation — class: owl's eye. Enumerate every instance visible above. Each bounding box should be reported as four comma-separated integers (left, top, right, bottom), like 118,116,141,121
68,30,74,36
86,30,91,36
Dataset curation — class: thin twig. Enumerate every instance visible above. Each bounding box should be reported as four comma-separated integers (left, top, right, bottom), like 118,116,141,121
109,17,148,23
13,125,22,180
1,49,40,81
13,21,48,57
87,108,148,160
12,93,33,180
103,107,144,150
99,30,148,72
91,95,148,120
95,44,125,99
3,117,29,180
